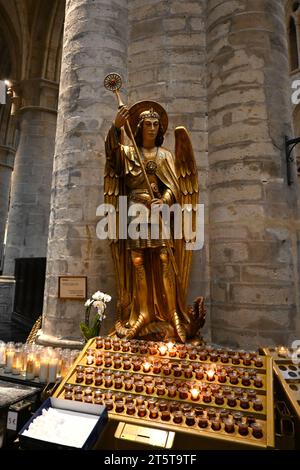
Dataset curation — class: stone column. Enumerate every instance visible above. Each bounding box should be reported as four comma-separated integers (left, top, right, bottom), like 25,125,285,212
3,79,58,275
0,94,17,322
207,0,299,348
0,146,15,323
128,0,210,336
36,0,128,347
0,145,14,265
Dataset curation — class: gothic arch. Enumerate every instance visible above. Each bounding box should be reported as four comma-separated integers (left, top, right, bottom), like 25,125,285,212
26,0,65,81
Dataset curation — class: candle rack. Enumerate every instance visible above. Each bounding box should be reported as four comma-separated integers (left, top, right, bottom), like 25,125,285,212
261,346,300,422
53,338,274,449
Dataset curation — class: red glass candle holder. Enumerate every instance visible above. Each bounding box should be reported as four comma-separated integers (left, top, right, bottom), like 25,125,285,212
179,387,189,400
146,382,154,394
149,407,159,419
239,397,250,409
173,410,183,424
254,357,263,368
238,422,249,436
105,399,114,410
95,355,103,366
147,398,157,409
253,398,263,411
170,401,180,413
254,377,263,388
167,385,177,398
184,367,193,379
125,395,134,404
198,417,208,428
232,354,240,365
251,422,263,439
217,371,227,383
162,365,171,376
220,353,229,364
229,373,239,385
136,396,145,406
135,381,144,393
185,413,196,426
203,391,212,403
215,393,224,406
195,369,204,380
138,405,147,417
156,384,165,396
123,360,131,370
224,418,235,433
153,362,161,374
124,379,133,391
114,377,122,389
133,361,141,372
241,374,251,386
211,418,221,431
126,403,136,415
227,395,237,407
173,366,182,377
121,341,130,352
85,373,93,385
113,341,121,351
199,351,208,361
115,401,125,413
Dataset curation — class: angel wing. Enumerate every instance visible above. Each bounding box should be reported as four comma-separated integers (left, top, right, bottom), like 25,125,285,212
174,126,199,305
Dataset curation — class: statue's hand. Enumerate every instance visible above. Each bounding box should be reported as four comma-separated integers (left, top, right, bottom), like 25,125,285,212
115,105,130,129
151,198,164,211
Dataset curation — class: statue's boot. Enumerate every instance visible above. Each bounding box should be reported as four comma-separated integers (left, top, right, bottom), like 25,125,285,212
125,250,149,339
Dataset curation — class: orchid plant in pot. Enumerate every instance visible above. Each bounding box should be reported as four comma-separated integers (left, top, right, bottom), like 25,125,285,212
80,291,111,341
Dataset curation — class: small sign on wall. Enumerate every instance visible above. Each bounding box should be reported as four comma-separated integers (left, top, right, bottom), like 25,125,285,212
58,276,87,300
0,81,6,104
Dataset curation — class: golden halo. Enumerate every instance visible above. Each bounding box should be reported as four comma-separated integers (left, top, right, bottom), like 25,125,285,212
125,100,168,139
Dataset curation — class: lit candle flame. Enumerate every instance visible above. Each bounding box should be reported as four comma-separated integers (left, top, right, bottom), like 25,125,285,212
191,388,199,400
159,345,167,356
207,369,215,380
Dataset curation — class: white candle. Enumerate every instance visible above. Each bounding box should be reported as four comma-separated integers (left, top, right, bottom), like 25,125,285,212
12,353,22,375
39,357,49,383
0,343,6,366
48,359,58,383
26,355,35,380
5,351,15,373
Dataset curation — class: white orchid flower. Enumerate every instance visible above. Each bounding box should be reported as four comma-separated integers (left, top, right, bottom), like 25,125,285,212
103,294,112,303
92,291,105,301
84,299,93,307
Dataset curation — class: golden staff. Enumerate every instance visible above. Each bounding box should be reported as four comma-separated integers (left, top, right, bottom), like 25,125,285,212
104,72,180,278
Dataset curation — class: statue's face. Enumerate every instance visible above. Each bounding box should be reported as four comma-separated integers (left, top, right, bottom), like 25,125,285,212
142,117,159,143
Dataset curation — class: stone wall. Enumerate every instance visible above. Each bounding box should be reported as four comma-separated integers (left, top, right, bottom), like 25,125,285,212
128,0,211,338
207,0,300,348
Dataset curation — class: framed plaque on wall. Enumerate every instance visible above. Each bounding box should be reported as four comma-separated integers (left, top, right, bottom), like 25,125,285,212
58,276,87,300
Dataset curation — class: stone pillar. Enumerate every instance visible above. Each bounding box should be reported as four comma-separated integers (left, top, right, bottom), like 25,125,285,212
3,79,58,275
207,0,299,348
0,145,14,266
128,0,210,336
36,0,128,347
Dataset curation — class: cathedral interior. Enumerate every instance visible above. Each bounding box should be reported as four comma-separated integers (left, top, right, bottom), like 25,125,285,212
0,0,300,452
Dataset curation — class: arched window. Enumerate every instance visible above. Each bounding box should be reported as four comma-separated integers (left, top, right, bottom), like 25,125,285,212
289,17,299,71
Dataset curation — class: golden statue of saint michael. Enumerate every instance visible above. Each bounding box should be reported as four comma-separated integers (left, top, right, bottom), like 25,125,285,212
104,96,205,343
